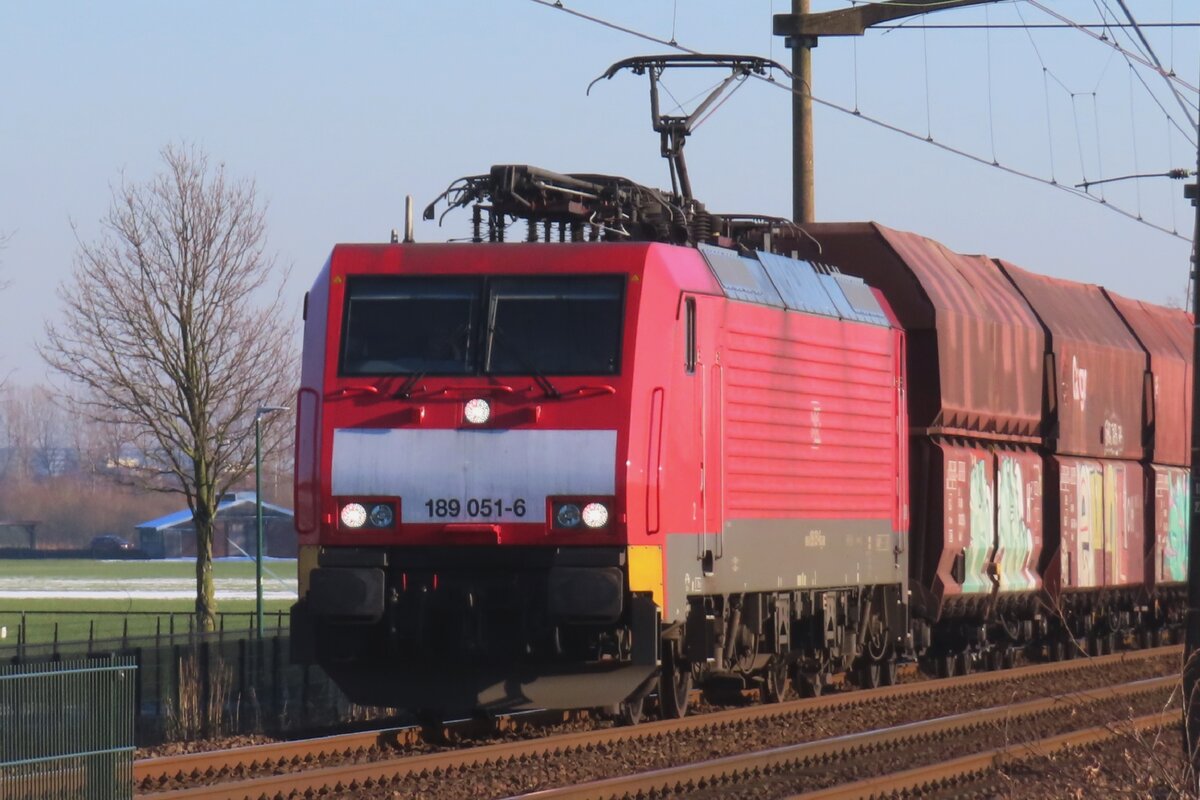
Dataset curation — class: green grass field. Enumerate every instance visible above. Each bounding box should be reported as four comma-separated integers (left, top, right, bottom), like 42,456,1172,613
0,558,297,646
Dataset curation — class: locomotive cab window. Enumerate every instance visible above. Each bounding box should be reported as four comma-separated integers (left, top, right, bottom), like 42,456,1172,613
484,276,624,375
341,277,480,375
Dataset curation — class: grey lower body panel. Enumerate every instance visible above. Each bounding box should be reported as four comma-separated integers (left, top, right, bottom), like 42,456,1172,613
663,517,904,620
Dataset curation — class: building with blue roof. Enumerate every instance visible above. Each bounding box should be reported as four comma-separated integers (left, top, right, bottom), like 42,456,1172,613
135,491,295,559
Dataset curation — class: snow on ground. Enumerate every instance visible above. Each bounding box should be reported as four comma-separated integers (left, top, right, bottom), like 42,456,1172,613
0,575,298,601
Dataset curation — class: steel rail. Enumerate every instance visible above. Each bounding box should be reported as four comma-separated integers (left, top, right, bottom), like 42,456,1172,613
788,710,1175,799
506,676,1176,799
136,648,1179,799
134,709,579,785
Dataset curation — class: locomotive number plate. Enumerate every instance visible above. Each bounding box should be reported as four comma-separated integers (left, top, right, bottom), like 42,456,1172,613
421,497,528,520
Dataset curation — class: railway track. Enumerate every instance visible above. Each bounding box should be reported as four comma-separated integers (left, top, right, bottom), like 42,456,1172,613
511,676,1175,799
135,645,1182,799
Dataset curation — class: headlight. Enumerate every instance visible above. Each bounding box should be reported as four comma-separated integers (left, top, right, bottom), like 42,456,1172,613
368,503,394,528
464,398,491,424
340,503,367,529
581,502,609,528
555,503,582,528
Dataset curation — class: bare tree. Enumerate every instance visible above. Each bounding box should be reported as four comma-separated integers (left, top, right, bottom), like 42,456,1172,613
41,145,296,630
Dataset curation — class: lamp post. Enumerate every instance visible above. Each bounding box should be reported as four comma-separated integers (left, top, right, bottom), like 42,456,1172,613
255,404,289,637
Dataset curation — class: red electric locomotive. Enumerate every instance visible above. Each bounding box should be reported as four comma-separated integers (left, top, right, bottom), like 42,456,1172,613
290,166,910,717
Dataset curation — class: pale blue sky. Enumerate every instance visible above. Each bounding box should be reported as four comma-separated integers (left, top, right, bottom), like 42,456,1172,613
1,1,1196,382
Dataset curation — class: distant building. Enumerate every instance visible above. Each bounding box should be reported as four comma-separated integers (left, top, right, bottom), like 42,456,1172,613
136,492,295,559
0,521,38,549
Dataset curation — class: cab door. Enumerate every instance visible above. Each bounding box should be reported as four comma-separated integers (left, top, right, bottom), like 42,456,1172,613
693,296,723,574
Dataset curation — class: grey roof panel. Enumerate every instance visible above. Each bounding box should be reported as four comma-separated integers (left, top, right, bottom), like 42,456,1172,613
699,243,784,308
825,272,890,326
755,251,841,317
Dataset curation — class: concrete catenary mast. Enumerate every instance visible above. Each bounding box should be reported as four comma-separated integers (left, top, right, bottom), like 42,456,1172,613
773,0,1001,224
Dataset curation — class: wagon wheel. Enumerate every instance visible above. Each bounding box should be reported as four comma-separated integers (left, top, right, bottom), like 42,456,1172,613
762,656,790,703
1000,644,1016,670
1000,614,1022,642
659,645,692,719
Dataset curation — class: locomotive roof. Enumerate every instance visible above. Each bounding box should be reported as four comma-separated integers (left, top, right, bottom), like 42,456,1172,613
698,244,891,328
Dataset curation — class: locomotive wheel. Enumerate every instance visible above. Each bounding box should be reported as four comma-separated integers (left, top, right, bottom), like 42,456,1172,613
857,661,882,690
879,656,898,686
618,694,645,726
956,651,973,676
936,654,956,679
1048,639,1065,662
795,669,824,698
762,657,790,703
659,649,692,719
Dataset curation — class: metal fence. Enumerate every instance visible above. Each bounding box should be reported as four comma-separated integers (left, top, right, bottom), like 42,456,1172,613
0,657,135,800
0,609,288,654
5,633,373,746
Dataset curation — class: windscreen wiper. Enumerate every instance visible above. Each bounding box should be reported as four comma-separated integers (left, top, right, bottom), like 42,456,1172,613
488,324,560,399
395,371,426,399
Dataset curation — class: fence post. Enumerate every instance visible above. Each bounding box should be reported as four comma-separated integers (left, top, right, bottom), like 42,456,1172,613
172,643,182,740
134,646,145,743
271,635,282,733
199,639,211,740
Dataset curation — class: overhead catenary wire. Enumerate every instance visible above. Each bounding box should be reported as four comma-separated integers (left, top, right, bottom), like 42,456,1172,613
1091,93,1106,202
922,22,934,140
1026,0,1198,97
1112,0,1199,129
985,4,998,164
526,0,1192,243
1129,65,1144,218
876,22,1200,31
